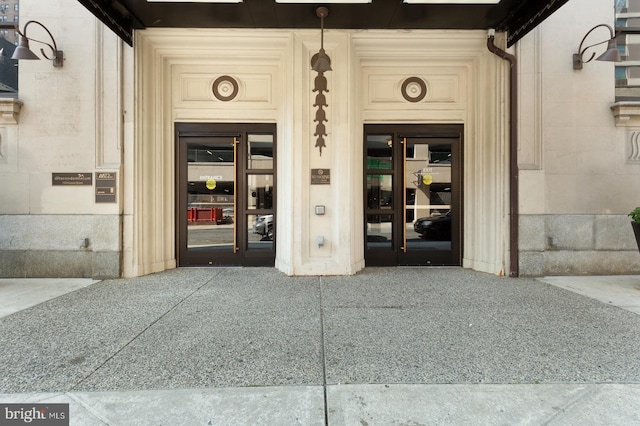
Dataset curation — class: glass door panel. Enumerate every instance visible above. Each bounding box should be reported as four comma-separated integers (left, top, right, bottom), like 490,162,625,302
247,214,273,250
246,174,274,251
245,131,275,255
177,123,276,267
246,174,274,210
247,133,274,169
366,134,393,170
186,137,237,253
364,124,462,267
399,133,460,265
404,139,453,252
365,134,395,258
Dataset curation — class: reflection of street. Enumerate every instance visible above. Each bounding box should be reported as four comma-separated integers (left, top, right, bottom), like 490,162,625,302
367,223,451,250
406,225,451,250
187,224,266,249
367,222,392,242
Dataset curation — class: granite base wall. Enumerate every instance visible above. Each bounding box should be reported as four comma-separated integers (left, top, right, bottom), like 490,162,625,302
519,215,640,276
0,215,122,279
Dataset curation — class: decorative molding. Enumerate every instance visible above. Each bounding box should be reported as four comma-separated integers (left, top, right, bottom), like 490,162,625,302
629,132,640,163
611,101,640,127
364,74,459,108
130,28,291,277
0,98,23,124
401,77,427,103
354,30,508,275
95,23,122,170
0,125,18,172
212,75,239,102
611,102,640,163
516,26,542,170
178,71,273,106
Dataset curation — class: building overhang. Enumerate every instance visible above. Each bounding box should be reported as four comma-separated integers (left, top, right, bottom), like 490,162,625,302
77,0,571,48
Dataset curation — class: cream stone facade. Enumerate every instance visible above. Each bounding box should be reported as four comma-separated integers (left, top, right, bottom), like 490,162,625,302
0,0,638,278
517,1,640,275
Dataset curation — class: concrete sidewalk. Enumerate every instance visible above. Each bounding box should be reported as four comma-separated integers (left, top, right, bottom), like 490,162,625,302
1,268,639,425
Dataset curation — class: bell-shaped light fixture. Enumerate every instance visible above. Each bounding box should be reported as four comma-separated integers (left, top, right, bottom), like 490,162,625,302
11,20,64,67
311,48,332,73
573,24,620,70
12,36,40,60
311,7,331,72
595,38,622,63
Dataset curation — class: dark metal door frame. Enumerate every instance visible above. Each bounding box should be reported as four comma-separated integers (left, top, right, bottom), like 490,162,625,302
176,122,276,267
364,124,463,267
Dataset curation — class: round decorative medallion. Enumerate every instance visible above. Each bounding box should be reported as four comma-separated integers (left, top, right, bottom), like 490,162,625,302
401,77,427,103
212,75,239,102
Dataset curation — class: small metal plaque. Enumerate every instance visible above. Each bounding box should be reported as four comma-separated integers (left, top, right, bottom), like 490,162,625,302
52,173,93,186
311,168,330,185
95,172,117,203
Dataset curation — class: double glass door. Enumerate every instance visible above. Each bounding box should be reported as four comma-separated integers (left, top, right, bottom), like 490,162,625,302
176,123,276,266
364,124,462,266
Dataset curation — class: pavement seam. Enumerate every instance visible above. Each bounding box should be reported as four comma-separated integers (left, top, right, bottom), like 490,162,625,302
540,384,599,425
65,392,111,425
319,276,329,426
68,271,223,391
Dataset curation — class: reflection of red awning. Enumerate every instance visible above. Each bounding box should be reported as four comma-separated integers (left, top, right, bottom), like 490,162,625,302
77,0,570,47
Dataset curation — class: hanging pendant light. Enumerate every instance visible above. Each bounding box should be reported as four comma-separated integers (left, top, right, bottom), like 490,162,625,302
311,7,330,155
311,7,332,72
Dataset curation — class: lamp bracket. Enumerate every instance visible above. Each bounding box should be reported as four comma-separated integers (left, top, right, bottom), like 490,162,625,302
316,7,328,19
574,23,616,70
17,20,63,67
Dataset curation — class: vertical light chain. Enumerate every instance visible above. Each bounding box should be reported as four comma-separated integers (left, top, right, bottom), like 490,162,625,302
313,71,329,155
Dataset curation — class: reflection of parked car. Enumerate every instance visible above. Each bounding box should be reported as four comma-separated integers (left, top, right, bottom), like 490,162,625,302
413,211,451,240
254,214,274,240
221,208,234,224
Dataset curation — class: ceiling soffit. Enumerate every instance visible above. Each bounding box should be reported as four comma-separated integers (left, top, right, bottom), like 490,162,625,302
77,0,571,48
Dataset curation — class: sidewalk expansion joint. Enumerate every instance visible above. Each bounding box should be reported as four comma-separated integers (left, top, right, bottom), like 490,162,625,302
540,384,599,425
319,276,329,426
69,272,223,391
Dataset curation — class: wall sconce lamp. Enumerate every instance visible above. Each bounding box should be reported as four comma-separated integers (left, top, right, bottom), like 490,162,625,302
573,24,621,70
310,7,331,73
11,20,64,67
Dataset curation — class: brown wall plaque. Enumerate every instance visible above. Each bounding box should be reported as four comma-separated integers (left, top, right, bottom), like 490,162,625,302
311,168,330,185
95,172,117,203
52,173,93,186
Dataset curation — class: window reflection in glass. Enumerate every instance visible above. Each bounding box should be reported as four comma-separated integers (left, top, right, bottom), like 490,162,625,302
247,134,274,170
405,141,452,251
248,214,274,250
247,174,274,209
615,0,640,100
366,135,393,170
187,143,233,163
366,214,393,249
186,139,235,251
0,24,18,96
367,174,393,209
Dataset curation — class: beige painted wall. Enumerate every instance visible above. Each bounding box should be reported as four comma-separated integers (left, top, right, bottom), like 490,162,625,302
517,0,640,275
0,0,127,278
12,0,637,278
130,29,510,277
